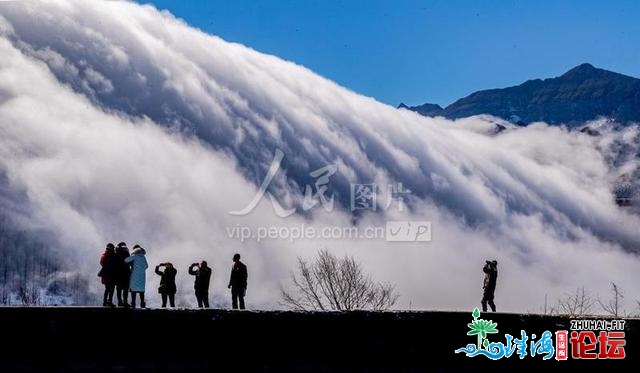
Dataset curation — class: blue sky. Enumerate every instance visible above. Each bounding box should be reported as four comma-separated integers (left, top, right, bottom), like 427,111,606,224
138,0,640,107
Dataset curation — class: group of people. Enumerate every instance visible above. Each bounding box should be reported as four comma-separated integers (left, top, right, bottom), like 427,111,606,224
101,243,497,312
98,242,146,308
98,242,248,309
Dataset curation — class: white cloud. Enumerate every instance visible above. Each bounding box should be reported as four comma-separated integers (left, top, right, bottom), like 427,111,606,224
0,0,639,312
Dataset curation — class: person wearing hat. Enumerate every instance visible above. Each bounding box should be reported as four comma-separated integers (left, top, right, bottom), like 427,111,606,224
125,245,148,308
481,260,498,312
98,243,118,307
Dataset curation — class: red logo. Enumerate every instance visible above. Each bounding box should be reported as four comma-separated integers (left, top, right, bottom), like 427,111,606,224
568,331,626,359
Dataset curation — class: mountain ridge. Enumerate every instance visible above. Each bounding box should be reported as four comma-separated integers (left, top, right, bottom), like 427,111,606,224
399,63,640,125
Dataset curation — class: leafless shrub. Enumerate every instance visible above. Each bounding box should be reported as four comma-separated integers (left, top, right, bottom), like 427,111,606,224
597,282,625,318
556,287,596,317
281,249,399,311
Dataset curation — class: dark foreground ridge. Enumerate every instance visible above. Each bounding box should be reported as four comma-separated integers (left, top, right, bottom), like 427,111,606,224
1,307,637,372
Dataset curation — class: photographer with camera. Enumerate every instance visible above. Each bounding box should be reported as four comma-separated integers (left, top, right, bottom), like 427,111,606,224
155,262,177,308
188,261,212,308
481,260,498,312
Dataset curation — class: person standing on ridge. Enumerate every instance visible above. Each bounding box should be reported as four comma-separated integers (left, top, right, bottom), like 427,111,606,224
228,253,248,310
155,262,177,308
115,242,131,307
98,243,118,307
188,261,212,308
481,260,498,312
125,245,148,309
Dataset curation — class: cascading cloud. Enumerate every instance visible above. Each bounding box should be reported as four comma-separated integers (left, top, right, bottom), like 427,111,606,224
0,0,639,311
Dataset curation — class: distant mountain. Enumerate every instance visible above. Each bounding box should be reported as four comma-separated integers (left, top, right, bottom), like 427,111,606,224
397,102,443,117
400,63,640,125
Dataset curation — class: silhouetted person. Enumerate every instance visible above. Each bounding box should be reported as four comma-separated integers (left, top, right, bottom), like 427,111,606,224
189,261,212,308
155,262,177,308
481,260,498,312
115,242,131,307
125,245,148,308
99,243,118,307
228,253,247,310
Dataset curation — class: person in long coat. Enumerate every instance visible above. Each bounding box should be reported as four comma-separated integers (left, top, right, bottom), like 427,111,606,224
115,242,131,307
124,245,148,308
99,243,119,307
155,262,177,308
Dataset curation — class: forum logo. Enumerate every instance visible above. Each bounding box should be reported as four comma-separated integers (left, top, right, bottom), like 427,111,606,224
454,308,626,360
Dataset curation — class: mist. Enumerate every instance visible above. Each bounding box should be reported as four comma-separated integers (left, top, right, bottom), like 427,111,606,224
0,0,639,312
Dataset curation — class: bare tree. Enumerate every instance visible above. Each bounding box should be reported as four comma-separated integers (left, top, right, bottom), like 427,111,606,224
556,287,596,317
539,293,559,315
0,214,91,305
280,249,399,311
18,283,40,306
598,282,625,317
